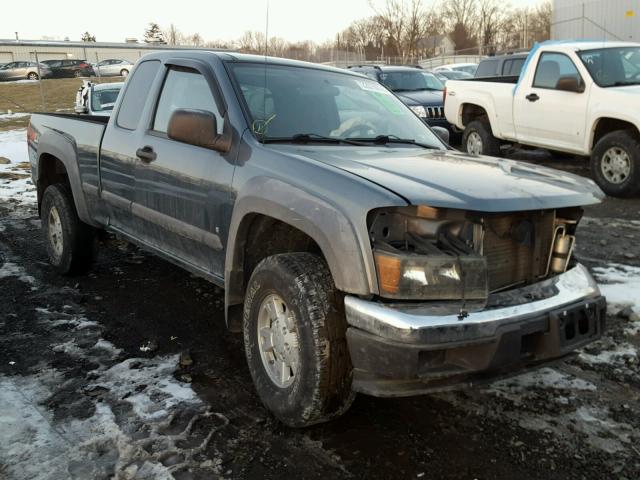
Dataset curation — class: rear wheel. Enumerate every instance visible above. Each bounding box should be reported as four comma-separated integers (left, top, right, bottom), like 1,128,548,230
243,253,354,427
591,130,640,197
120,69,129,77
462,119,501,157
27,72,39,80
41,184,97,274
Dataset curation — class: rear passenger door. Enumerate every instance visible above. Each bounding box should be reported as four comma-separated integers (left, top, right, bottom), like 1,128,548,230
100,60,162,232
133,61,235,278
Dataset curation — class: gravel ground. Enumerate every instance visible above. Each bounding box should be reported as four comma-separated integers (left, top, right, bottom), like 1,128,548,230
1,131,639,479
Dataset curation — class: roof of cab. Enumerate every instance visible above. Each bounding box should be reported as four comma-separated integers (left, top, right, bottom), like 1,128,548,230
136,49,363,77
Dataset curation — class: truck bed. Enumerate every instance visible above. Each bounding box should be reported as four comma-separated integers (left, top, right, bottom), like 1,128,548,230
29,112,108,193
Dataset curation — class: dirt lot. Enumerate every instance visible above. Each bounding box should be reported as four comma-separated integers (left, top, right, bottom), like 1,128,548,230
1,127,639,479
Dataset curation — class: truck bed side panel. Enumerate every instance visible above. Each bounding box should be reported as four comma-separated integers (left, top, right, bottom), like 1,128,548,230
29,113,107,226
445,80,518,140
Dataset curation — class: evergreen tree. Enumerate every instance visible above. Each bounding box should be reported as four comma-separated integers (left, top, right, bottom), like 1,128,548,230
81,32,96,42
144,23,166,44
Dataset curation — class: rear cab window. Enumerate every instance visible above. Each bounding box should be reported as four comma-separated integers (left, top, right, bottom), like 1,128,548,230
475,59,498,78
116,60,161,130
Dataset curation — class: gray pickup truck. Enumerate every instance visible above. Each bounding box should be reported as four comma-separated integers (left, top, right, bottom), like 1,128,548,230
28,51,606,427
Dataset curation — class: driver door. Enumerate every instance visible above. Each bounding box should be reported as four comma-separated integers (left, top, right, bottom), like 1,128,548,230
513,52,590,153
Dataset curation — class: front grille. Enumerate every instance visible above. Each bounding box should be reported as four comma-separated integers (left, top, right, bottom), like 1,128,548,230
482,212,555,291
426,106,444,118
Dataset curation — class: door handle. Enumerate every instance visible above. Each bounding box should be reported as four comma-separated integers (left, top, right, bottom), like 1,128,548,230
136,145,156,163
525,93,540,102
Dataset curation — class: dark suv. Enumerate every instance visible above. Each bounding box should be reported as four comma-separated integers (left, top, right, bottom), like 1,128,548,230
347,65,451,132
42,59,95,78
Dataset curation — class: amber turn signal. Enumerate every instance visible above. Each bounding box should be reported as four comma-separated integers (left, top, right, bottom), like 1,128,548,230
374,252,402,295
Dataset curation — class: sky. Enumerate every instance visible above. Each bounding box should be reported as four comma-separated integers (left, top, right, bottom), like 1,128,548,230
3,0,544,44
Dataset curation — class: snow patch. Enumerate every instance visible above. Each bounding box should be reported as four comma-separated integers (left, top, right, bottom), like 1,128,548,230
492,367,596,393
578,343,638,366
593,263,640,314
0,128,35,206
0,261,36,286
0,112,30,120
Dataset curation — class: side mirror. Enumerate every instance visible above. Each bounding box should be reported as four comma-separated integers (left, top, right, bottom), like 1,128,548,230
556,76,585,93
167,108,229,152
431,126,450,145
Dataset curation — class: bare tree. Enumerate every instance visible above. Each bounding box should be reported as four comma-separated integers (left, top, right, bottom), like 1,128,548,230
81,32,96,42
477,0,507,54
164,24,181,46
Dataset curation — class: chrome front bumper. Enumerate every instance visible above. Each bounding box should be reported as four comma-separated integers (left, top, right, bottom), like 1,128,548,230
344,263,601,345
344,264,606,397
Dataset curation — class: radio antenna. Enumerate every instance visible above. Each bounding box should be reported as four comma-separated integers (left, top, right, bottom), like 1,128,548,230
261,0,270,138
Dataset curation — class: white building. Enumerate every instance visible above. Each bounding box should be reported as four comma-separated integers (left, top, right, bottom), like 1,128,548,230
0,39,222,64
552,0,640,42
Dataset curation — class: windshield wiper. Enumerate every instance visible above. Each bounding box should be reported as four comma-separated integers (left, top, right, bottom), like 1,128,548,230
352,134,439,150
262,133,367,146
610,80,640,87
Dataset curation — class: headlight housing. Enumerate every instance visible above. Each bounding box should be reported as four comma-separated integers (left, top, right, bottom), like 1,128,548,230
409,105,427,118
369,205,487,301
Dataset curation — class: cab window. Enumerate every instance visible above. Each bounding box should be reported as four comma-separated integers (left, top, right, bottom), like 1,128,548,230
533,52,582,89
153,67,223,134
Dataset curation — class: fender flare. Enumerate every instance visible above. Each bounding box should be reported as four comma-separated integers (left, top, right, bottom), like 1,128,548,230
35,129,99,227
224,176,376,311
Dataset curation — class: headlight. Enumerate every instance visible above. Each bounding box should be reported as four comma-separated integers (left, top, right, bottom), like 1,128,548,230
374,249,487,300
409,105,427,118
369,206,488,301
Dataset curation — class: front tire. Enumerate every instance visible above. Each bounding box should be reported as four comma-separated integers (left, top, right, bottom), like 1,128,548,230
27,72,39,80
120,69,129,77
462,119,501,157
41,184,96,275
243,253,354,427
591,130,640,197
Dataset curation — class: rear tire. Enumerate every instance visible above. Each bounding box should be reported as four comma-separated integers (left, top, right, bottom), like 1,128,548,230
41,184,97,275
120,69,129,77
243,253,354,427
27,72,39,80
591,130,640,197
462,119,501,157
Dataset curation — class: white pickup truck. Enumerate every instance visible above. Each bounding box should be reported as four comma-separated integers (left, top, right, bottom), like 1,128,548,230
444,41,640,197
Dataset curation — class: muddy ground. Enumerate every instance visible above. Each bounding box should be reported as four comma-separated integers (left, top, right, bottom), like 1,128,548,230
1,142,640,479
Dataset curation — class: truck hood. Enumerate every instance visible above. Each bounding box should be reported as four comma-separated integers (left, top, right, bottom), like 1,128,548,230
269,145,604,212
392,89,444,106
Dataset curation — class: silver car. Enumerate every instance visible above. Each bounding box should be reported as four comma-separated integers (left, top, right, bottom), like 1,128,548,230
74,81,124,116
0,61,52,81
94,59,134,77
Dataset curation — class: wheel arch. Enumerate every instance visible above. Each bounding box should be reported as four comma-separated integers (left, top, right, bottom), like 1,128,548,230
224,179,375,332
35,135,98,227
590,117,640,152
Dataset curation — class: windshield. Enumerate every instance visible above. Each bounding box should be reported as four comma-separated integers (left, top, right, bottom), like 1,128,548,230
229,63,444,147
578,47,640,87
379,70,444,91
91,87,121,112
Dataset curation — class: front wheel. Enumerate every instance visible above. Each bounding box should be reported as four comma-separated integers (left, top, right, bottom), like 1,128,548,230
591,130,640,197
120,69,129,77
462,119,501,157
27,72,39,80
41,184,97,274
243,253,354,427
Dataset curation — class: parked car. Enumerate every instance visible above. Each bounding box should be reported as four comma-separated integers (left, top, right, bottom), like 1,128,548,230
475,53,529,78
0,61,52,81
433,62,478,75
444,41,640,197
94,59,134,77
42,59,95,78
28,51,606,427
434,70,473,83
348,65,451,133
75,81,124,116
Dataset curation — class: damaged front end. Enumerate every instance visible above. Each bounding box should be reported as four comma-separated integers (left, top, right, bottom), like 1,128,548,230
343,205,606,397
